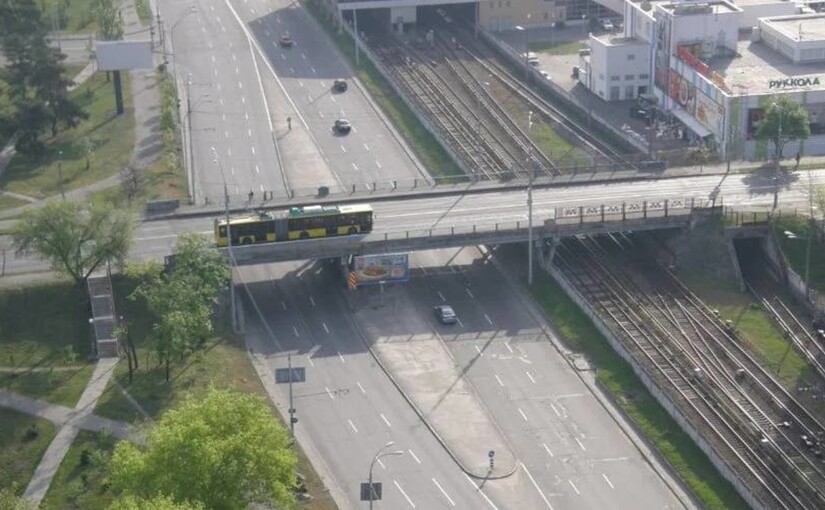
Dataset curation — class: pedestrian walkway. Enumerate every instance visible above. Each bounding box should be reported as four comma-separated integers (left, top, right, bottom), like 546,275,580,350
21,357,122,506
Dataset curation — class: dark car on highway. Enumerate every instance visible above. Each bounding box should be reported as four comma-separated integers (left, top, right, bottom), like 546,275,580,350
433,305,457,324
333,118,352,134
279,34,294,47
333,78,348,92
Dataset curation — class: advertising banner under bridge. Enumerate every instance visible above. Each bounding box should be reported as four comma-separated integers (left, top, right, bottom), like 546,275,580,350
347,253,410,289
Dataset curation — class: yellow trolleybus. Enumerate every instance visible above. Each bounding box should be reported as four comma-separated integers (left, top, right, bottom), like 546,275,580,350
214,204,373,247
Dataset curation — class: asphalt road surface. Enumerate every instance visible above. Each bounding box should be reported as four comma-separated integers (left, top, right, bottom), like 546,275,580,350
238,260,499,509
2,169,822,276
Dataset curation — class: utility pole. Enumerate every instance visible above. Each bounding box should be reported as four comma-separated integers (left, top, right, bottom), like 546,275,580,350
773,102,782,211
805,167,815,303
527,111,535,285
353,9,359,66
213,147,237,333
288,353,296,437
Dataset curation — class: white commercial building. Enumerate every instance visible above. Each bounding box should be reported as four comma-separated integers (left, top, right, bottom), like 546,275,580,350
577,0,825,158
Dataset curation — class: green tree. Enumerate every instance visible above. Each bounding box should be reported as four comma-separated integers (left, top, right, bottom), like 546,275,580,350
127,233,229,380
0,0,87,152
0,486,37,510
109,494,203,510
12,200,135,289
108,388,297,509
756,96,811,160
94,0,124,41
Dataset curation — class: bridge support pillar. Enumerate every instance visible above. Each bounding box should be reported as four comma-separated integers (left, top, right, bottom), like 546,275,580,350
541,238,559,270
726,237,746,293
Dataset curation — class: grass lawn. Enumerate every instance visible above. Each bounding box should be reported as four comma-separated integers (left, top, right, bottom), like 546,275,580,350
41,0,98,34
501,101,588,168
40,430,118,510
0,194,29,210
0,281,91,367
1,365,94,408
91,275,337,509
0,72,134,199
0,409,57,496
529,40,588,55
302,1,464,183
774,215,825,294
530,271,748,510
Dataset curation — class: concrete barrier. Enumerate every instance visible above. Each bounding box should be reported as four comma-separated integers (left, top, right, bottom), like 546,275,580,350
145,199,180,213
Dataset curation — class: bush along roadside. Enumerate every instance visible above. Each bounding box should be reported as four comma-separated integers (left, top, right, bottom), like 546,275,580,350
158,70,183,190
529,271,749,510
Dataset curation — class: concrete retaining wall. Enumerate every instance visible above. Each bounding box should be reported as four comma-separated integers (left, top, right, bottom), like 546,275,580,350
546,262,766,510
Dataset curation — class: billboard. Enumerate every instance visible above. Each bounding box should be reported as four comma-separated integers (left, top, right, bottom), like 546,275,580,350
695,90,725,138
669,72,696,115
349,253,409,288
95,40,153,71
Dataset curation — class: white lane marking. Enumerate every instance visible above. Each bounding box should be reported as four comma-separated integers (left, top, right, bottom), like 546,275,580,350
311,67,316,74
325,387,335,399
215,15,221,22
550,403,560,417
235,66,240,74
248,129,252,137
408,449,421,464
255,164,260,174
432,478,456,507
575,438,586,451
232,53,237,61
357,381,366,394
241,96,246,104
568,479,581,495
456,317,464,328
207,41,213,49
238,80,243,90
380,413,392,428
602,473,615,489
280,53,286,61
484,313,493,325
250,7,256,14
464,474,499,510
211,55,216,63
307,356,314,367
348,419,358,433
466,288,474,298
322,322,329,334
393,480,415,508
281,301,287,310
227,148,232,157
251,146,256,155
505,342,513,353
526,371,536,384
437,291,446,302
259,184,264,192
224,130,229,139
301,52,307,60
299,80,304,88
338,352,346,364
230,166,235,175
518,408,528,422
376,458,385,469
217,82,222,91
352,163,358,171
308,94,313,102
375,160,382,169
309,296,316,307
364,143,370,151
340,145,347,153
475,345,483,356
330,95,336,103
318,111,324,119
494,374,504,387
521,463,554,510
543,443,554,457
292,326,299,337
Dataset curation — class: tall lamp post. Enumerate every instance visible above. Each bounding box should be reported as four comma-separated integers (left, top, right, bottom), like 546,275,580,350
212,147,237,333
368,442,404,509
515,22,530,83
772,101,782,211
527,111,535,285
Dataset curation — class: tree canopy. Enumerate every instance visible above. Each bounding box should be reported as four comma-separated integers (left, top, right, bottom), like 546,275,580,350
756,96,811,160
108,495,203,510
108,388,297,509
127,233,230,380
94,0,124,41
0,0,87,152
13,200,135,288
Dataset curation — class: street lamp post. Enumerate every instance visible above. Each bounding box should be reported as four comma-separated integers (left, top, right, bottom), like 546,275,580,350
515,22,530,83
212,147,237,333
368,442,404,509
527,111,535,285
772,101,782,211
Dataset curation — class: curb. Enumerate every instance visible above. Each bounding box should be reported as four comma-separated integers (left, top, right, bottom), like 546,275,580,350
488,250,699,510
339,289,518,480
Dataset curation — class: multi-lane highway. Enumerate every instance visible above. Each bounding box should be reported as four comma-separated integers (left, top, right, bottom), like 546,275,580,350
161,0,423,204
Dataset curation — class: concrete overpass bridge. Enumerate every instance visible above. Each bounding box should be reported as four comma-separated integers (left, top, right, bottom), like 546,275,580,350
225,197,705,265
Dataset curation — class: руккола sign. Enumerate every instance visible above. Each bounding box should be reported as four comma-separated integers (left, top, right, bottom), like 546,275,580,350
768,76,821,89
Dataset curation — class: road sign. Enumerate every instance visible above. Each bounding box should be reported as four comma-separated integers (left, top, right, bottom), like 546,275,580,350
275,367,306,383
488,450,495,458
360,482,382,501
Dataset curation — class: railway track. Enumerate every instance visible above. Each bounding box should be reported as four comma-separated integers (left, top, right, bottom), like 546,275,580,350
437,20,633,167
553,234,825,508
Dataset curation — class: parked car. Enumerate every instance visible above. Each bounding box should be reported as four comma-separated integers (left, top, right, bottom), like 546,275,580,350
600,18,614,31
279,34,294,47
333,78,348,92
433,305,457,324
333,118,351,134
